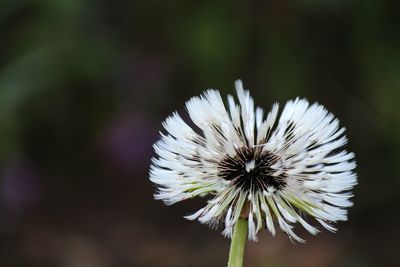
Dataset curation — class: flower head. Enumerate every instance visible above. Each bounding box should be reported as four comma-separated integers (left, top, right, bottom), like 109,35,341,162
150,80,357,242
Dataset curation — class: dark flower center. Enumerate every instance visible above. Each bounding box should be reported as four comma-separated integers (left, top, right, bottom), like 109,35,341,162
218,147,286,191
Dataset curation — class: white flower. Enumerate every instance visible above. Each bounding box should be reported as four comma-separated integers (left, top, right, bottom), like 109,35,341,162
150,80,357,242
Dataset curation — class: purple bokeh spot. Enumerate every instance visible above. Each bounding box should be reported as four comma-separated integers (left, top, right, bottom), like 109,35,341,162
1,160,42,216
102,114,158,171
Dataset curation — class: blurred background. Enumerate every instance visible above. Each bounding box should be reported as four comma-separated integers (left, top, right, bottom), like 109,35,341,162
0,0,399,266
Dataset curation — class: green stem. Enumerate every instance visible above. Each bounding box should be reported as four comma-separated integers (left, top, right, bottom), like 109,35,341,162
228,218,248,267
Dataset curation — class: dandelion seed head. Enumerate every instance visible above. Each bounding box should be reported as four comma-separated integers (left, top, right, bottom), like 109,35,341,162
149,80,358,242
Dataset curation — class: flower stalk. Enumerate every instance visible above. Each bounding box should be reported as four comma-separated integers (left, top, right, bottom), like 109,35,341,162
228,218,248,267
